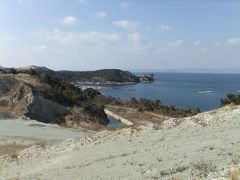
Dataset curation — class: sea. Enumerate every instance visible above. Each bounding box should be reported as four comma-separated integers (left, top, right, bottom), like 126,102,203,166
79,73,240,112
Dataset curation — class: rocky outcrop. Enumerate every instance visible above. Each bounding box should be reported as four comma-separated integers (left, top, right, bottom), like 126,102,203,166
136,74,154,82
25,96,68,124
0,76,19,96
0,74,108,128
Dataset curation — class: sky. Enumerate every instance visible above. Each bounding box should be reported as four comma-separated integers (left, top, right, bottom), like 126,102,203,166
0,0,240,71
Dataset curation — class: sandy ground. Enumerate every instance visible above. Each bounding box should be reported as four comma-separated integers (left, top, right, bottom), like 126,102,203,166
1,105,240,179
0,119,89,141
0,119,91,162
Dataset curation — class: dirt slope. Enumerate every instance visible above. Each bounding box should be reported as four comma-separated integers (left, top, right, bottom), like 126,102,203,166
1,105,240,179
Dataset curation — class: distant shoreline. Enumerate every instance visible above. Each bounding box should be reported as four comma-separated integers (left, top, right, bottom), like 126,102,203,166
133,71,240,75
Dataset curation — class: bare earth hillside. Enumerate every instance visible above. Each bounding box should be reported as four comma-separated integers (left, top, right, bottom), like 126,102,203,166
1,105,240,179
0,73,107,128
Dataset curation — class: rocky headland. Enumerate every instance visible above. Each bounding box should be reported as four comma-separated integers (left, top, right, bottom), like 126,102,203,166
0,65,153,83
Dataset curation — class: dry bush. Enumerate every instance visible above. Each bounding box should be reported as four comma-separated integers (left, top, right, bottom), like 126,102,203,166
35,141,47,148
191,161,217,178
160,166,188,177
0,144,29,156
228,168,240,180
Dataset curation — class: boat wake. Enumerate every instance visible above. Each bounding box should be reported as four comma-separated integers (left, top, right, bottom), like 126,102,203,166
197,90,213,94
80,86,112,90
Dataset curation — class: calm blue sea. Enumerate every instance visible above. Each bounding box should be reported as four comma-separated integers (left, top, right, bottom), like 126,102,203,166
85,73,240,111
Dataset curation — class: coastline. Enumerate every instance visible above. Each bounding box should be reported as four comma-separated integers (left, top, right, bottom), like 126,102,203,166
92,73,240,112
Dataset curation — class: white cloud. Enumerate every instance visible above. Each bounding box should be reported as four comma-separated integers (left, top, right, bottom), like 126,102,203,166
194,41,202,46
32,45,48,51
127,32,153,54
77,0,87,3
17,0,23,3
213,43,221,47
120,2,128,8
146,26,152,30
225,38,240,46
33,28,154,56
95,11,107,18
200,48,207,52
112,20,141,31
3,35,19,41
62,16,78,26
128,32,145,46
159,24,171,32
34,29,120,46
128,32,146,46
168,40,184,48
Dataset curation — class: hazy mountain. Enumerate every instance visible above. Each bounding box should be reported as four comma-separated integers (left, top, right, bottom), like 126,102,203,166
0,66,6,69
131,68,240,74
17,65,52,72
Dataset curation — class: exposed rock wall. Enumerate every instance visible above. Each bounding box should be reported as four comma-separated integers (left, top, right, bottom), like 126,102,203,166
25,96,68,124
0,76,19,97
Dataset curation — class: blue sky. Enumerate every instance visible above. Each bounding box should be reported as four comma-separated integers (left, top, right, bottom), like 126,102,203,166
0,0,240,71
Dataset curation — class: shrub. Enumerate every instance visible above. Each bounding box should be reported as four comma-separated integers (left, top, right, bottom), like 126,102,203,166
38,72,86,106
9,68,17,74
130,97,138,106
0,112,16,119
96,95,200,118
83,88,101,99
220,93,240,106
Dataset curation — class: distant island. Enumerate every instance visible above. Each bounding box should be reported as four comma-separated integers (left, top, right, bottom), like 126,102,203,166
54,69,154,83
0,65,154,83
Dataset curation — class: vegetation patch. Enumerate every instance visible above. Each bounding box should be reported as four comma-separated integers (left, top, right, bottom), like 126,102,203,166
0,112,16,120
0,144,30,156
95,96,200,118
221,93,240,106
